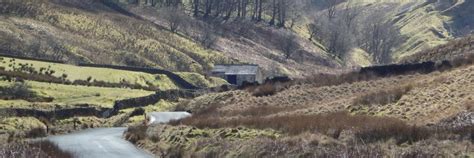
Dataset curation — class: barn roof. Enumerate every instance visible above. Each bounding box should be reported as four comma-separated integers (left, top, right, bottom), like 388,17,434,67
212,64,259,75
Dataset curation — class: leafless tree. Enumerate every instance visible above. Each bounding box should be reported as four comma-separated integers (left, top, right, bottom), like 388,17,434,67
159,7,187,33
342,2,359,29
199,29,218,49
323,0,338,20
360,13,404,64
308,15,354,59
278,33,299,59
307,23,321,41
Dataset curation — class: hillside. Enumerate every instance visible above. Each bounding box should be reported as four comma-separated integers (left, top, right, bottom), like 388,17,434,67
401,34,474,63
128,48,474,157
347,0,474,61
0,0,341,78
1,0,473,78
0,0,473,157
0,0,232,73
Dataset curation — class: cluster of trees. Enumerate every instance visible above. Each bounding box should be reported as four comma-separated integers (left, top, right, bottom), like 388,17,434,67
127,0,305,27
124,0,404,64
307,1,404,64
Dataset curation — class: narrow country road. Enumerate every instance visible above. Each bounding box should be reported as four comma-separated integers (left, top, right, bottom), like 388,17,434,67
48,128,153,158
47,112,191,158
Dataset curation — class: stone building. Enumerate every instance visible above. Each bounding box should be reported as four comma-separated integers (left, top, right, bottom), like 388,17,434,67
211,64,263,86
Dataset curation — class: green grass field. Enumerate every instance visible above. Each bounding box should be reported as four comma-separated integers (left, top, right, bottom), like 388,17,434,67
0,57,180,90
176,72,228,88
0,80,154,109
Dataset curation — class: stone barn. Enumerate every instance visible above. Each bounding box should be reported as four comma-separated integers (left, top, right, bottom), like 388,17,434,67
211,64,263,86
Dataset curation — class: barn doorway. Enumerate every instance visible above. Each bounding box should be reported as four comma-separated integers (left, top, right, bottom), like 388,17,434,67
227,75,237,85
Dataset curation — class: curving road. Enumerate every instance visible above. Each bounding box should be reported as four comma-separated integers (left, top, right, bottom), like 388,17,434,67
47,112,191,158
48,128,153,158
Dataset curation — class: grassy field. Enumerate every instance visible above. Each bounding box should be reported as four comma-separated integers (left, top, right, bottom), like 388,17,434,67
0,80,154,109
0,57,180,90
176,72,228,88
0,117,45,132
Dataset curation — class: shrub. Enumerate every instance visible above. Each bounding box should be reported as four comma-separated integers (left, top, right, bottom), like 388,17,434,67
0,82,53,102
25,127,47,138
465,100,474,112
130,108,145,117
352,84,413,107
0,140,74,158
0,82,36,99
124,124,148,144
29,140,74,158
248,83,278,97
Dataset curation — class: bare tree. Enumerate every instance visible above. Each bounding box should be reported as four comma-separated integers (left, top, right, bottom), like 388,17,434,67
309,16,354,59
199,29,218,49
323,0,338,20
278,33,299,59
159,7,187,33
342,2,359,29
360,13,403,64
307,23,321,41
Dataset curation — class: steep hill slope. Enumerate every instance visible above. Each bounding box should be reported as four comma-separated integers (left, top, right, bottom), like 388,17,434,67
0,0,341,78
127,49,474,157
0,0,232,73
350,0,474,61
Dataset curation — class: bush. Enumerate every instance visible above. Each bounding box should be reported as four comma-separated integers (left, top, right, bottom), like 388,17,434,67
29,140,74,158
130,108,145,117
25,127,47,138
0,82,53,102
124,125,148,144
0,140,74,158
248,83,278,97
352,85,413,106
0,82,35,99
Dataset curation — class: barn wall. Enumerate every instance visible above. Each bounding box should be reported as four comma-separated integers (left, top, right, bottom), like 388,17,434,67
236,74,256,85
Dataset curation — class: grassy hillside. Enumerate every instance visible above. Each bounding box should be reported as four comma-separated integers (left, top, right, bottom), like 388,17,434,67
130,51,474,156
0,0,232,73
0,57,180,89
127,36,474,156
401,34,474,63
123,3,341,77
0,80,154,109
0,0,342,78
0,0,472,77
347,0,473,61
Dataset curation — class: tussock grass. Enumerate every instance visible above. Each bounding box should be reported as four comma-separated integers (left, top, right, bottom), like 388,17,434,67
172,108,430,144
352,84,413,107
0,140,74,158
124,124,148,144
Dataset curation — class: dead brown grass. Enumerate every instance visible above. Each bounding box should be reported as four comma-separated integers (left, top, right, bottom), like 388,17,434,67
247,83,279,97
124,124,148,144
0,140,74,158
172,110,429,144
352,84,413,107
465,100,474,112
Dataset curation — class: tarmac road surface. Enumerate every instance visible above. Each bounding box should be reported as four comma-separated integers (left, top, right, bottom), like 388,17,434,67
48,127,153,158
